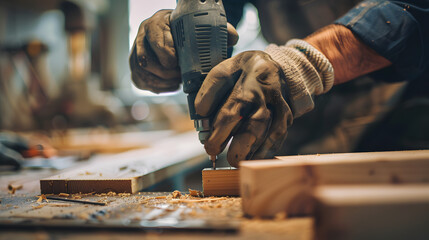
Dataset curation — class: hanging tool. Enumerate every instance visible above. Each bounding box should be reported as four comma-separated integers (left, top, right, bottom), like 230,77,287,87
170,0,228,170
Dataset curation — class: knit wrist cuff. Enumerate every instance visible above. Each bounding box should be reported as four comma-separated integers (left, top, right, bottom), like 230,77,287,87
286,39,334,94
265,39,334,117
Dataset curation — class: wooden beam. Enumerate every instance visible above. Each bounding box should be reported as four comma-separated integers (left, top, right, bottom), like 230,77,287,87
40,132,207,194
202,167,239,196
240,150,429,218
314,185,429,240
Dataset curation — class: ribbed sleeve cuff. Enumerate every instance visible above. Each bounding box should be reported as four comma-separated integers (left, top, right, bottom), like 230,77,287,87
265,39,334,117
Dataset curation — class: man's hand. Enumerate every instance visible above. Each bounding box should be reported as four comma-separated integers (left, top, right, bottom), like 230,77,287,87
129,10,239,93
195,51,292,167
195,40,335,167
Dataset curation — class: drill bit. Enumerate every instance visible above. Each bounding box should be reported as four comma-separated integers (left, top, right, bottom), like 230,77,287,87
210,155,217,170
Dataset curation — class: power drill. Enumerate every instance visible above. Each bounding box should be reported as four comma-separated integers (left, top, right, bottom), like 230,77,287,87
170,0,228,169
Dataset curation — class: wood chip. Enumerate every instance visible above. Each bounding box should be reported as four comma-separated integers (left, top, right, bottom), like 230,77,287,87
189,189,203,197
59,193,70,197
8,184,23,194
36,194,48,203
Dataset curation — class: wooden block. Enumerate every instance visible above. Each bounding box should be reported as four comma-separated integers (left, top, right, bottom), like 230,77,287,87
202,167,239,196
314,185,429,240
240,150,429,217
40,132,207,194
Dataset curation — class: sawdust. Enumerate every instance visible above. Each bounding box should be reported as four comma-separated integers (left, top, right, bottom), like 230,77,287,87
118,193,131,197
168,197,227,203
274,211,287,220
78,212,90,220
95,192,116,197
130,191,243,221
172,190,181,198
49,204,72,207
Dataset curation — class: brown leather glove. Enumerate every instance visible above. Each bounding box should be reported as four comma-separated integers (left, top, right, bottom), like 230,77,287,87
195,40,334,167
129,10,239,93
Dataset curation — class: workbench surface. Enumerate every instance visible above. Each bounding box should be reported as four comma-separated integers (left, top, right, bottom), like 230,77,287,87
0,189,312,240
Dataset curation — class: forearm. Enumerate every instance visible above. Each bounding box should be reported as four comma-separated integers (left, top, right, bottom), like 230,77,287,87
305,24,391,85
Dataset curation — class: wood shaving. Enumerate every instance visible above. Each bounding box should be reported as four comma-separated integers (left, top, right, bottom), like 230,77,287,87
8,184,23,194
154,196,167,199
36,194,48,203
172,190,181,198
32,204,46,209
59,193,70,197
189,189,203,197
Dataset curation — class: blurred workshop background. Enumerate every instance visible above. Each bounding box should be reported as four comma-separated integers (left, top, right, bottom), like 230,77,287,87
0,0,269,191
0,0,268,133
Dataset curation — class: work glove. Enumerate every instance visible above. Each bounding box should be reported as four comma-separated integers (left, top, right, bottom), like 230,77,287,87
195,39,334,167
129,10,239,93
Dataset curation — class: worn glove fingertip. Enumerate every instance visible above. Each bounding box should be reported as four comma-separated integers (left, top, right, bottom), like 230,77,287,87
194,92,210,117
226,22,239,47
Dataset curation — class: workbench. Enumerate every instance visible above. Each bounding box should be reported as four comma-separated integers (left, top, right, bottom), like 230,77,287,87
0,130,312,240
0,185,312,240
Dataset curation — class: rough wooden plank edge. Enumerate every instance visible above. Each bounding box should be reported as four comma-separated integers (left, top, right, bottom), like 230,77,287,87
314,185,429,240
240,150,429,218
39,132,208,194
40,179,138,194
202,167,239,196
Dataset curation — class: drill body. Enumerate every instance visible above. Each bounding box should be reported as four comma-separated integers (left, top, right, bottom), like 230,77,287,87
170,0,228,167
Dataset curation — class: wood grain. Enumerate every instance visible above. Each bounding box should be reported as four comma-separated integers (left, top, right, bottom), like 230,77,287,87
40,132,207,194
314,185,429,240
240,150,429,218
202,168,239,196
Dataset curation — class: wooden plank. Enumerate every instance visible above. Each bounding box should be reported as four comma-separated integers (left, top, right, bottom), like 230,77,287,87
40,131,207,194
314,185,429,240
240,150,429,217
202,167,239,196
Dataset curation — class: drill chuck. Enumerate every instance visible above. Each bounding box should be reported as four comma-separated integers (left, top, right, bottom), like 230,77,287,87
170,0,228,144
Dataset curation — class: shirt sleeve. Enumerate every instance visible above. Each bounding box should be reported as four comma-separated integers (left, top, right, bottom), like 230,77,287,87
335,0,429,81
